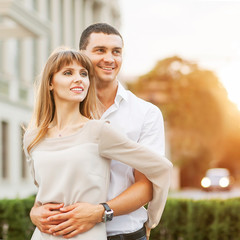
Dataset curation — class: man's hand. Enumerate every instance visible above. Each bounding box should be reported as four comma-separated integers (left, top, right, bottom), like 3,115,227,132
48,202,104,239
30,203,64,234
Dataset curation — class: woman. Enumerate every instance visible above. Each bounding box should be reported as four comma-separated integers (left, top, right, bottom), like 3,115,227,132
23,47,172,240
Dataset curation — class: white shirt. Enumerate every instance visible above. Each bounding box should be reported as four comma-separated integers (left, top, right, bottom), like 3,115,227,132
101,82,165,236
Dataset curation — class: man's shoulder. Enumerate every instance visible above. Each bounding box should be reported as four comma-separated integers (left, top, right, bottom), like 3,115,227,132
125,89,160,112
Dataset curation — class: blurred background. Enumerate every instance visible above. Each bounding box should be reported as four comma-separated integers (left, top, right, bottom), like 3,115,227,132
0,0,240,199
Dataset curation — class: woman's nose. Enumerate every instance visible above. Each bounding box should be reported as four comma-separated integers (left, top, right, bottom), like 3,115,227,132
73,74,83,83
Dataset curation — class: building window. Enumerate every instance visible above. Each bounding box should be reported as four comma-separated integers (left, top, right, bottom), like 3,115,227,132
32,0,38,11
16,40,20,79
33,39,37,77
0,40,2,72
21,126,27,179
1,121,9,179
47,0,52,21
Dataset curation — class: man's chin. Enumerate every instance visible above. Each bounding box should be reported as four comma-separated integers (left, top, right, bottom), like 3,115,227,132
98,76,116,83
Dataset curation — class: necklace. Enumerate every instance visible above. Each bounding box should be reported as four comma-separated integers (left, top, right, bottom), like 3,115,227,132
48,115,89,138
47,125,70,138
56,128,66,137
57,125,71,138
54,121,88,138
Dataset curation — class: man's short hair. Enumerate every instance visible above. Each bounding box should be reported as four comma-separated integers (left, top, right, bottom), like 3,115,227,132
79,23,123,50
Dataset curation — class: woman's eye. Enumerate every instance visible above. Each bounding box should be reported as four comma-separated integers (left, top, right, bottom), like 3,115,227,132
63,71,72,75
80,71,88,77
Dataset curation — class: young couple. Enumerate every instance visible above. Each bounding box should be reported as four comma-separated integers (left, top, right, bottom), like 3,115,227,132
24,23,172,240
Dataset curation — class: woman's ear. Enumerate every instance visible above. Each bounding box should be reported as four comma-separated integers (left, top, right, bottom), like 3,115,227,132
49,83,53,91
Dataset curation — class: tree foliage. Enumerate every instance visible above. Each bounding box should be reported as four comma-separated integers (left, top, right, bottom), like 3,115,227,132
128,56,240,187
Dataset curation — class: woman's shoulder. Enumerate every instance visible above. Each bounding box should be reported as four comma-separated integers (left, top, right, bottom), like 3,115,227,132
87,119,110,128
85,119,112,139
23,128,38,150
24,127,38,139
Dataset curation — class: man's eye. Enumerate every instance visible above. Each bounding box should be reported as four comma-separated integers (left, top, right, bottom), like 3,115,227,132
80,71,88,77
113,50,121,55
96,49,104,53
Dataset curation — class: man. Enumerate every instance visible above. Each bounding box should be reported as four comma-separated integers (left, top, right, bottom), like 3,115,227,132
30,23,168,240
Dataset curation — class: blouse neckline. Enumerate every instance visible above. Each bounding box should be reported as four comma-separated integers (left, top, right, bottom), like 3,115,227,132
44,120,93,142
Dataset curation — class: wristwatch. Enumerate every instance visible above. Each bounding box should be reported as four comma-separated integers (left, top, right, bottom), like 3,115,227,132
100,203,114,222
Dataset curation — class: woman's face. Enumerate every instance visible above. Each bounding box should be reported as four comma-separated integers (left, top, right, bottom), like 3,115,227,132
50,61,90,105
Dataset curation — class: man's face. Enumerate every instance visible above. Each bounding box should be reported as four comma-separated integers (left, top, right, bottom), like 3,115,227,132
82,33,123,84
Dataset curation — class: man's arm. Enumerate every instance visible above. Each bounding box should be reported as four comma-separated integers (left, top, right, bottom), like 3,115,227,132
107,170,153,215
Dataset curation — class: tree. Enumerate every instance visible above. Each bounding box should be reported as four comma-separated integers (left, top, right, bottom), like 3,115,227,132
128,56,240,187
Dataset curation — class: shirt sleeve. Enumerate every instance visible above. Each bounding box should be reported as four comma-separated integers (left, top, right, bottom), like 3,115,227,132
138,104,165,155
98,121,173,229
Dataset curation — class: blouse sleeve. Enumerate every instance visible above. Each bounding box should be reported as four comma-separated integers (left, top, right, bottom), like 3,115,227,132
98,121,173,229
23,129,39,187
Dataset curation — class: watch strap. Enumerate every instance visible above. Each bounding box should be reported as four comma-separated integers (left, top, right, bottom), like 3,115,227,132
100,202,111,211
100,202,114,222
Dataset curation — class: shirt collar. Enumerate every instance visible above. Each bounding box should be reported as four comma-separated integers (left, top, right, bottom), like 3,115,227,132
115,81,128,104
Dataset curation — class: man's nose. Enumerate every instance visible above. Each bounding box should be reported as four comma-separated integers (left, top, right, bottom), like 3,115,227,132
103,52,114,63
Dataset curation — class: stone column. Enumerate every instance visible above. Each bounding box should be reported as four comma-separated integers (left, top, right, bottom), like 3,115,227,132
84,0,93,28
50,0,61,49
63,0,73,47
36,0,49,71
74,0,84,49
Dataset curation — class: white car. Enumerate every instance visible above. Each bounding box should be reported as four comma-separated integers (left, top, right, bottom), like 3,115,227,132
201,168,231,191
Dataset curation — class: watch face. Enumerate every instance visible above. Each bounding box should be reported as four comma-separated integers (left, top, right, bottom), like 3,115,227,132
100,203,114,222
106,210,114,221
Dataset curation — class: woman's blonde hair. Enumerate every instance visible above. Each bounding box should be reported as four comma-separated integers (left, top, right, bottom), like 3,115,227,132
27,47,99,152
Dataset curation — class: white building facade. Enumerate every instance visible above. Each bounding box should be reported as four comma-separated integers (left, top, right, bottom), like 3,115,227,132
0,0,120,199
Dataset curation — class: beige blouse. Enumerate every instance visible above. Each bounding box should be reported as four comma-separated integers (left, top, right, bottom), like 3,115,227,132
24,120,172,240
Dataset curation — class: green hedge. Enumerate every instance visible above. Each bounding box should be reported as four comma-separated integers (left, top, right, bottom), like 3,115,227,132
151,198,240,240
0,197,240,240
0,196,35,240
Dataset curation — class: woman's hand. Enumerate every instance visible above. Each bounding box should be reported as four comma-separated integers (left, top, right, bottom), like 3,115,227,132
47,202,104,238
30,203,64,234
